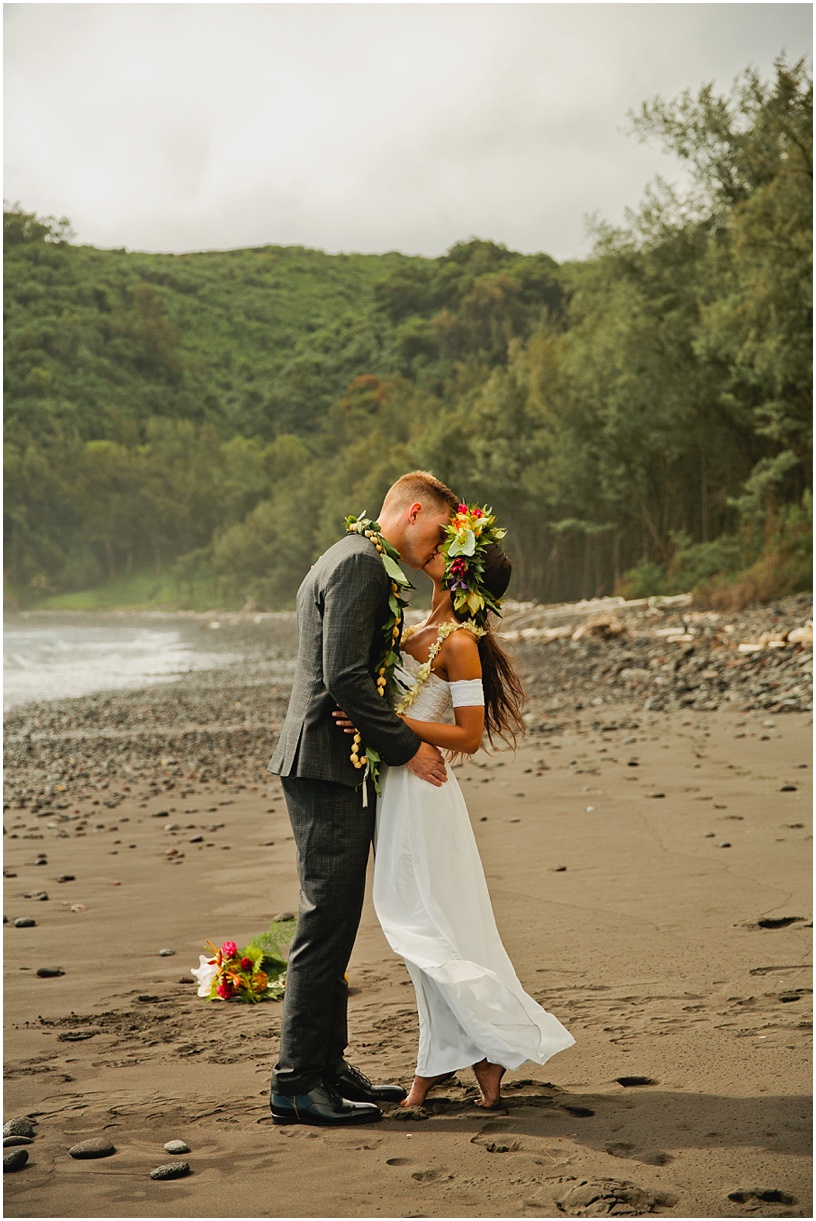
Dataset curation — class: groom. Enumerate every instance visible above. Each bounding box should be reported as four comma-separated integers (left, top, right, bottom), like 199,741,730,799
268,470,459,1126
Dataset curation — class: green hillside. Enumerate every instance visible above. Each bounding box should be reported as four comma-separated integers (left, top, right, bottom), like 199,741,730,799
4,225,560,443
4,57,811,611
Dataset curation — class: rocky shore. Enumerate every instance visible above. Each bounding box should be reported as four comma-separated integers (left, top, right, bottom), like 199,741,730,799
4,594,811,815
506,591,813,718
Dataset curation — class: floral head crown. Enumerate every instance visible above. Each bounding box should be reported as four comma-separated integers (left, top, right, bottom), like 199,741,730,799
441,503,507,621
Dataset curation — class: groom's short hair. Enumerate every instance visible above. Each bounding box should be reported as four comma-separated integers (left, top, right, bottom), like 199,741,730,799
383,470,459,516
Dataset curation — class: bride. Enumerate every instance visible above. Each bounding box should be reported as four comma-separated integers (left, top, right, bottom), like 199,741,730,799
342,504,574,1109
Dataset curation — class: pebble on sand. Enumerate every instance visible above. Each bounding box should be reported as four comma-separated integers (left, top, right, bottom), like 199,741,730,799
3,1120,36,1139
163,1140,191,1154
150,1161,190,1180
68,1138,116,1159
3,1149,29,1172
36,967,65,978
159,948,176,956
13,917,37,928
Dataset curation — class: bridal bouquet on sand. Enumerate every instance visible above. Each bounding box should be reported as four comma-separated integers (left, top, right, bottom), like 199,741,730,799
191,918,296,1003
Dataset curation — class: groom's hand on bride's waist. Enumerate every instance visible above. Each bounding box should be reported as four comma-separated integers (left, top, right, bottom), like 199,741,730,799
332,709,357,735
406,742,447,787
330,708,447,786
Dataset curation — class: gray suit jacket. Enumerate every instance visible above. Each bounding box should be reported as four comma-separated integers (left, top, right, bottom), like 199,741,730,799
268,533,421,786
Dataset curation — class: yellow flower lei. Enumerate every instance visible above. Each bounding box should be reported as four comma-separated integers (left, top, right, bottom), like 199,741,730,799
344,512,412,794
395,620,485,714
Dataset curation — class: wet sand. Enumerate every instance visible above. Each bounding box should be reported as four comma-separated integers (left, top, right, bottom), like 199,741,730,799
3,612,812,1219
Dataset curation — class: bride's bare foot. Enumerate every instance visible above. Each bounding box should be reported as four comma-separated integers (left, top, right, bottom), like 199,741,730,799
472,1058,506,1108
400,1073,454,1108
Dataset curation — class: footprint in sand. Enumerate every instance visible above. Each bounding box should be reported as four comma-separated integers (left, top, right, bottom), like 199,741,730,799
471,1119,515,1144
606,1141,673,1166
728,1188,797,1206
552,1176,677,1216
411,1167,453,1183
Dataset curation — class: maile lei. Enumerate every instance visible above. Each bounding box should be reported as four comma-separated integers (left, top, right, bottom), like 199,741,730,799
344,512,412,794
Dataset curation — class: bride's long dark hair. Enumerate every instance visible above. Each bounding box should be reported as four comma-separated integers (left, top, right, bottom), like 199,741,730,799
453,543,526,749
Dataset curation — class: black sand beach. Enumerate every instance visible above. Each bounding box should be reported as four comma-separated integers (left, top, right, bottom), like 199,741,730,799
3,595,812,1218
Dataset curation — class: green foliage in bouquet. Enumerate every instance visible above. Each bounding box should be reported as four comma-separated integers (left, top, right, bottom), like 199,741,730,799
192,918,297,1003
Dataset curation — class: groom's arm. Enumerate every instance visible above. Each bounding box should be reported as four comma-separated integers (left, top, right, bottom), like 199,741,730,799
321,549,421,766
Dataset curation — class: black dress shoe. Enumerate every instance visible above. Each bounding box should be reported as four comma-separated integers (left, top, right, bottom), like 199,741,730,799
270,1083,382,1126
327,1063,407,1104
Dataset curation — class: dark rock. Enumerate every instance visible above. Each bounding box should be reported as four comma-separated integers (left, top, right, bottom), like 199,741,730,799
23,891,48,901
56,874,76,883
158,948,175,957
14,917,37,928
3,1119,36,1139
3,1136,33,1147
150,1160,190,1180
68,1138,116,1159
36,967,65,978
3,1149,28,1172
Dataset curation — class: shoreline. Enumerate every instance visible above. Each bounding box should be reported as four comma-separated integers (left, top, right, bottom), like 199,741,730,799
3,597,812,1218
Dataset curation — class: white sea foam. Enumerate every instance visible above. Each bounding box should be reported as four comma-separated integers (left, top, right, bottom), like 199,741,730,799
3,620,236,711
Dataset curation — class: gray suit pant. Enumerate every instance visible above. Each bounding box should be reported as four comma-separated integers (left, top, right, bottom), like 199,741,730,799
273,776,375,1095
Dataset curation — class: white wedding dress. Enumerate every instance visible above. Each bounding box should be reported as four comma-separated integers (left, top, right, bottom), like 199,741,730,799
373,650,575,1077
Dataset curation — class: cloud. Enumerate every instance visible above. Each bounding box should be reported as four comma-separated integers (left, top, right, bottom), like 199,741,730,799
3,3,811,260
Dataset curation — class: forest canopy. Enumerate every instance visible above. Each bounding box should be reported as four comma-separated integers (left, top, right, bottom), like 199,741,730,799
4,57,811,611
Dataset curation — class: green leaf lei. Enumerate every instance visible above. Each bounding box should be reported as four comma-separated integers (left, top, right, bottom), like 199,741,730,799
344,512,413,794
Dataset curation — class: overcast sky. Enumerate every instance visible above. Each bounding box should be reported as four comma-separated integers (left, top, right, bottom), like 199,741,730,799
3,3,812,262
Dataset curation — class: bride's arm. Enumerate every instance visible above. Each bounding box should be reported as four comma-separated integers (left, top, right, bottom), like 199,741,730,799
399,705,484,755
